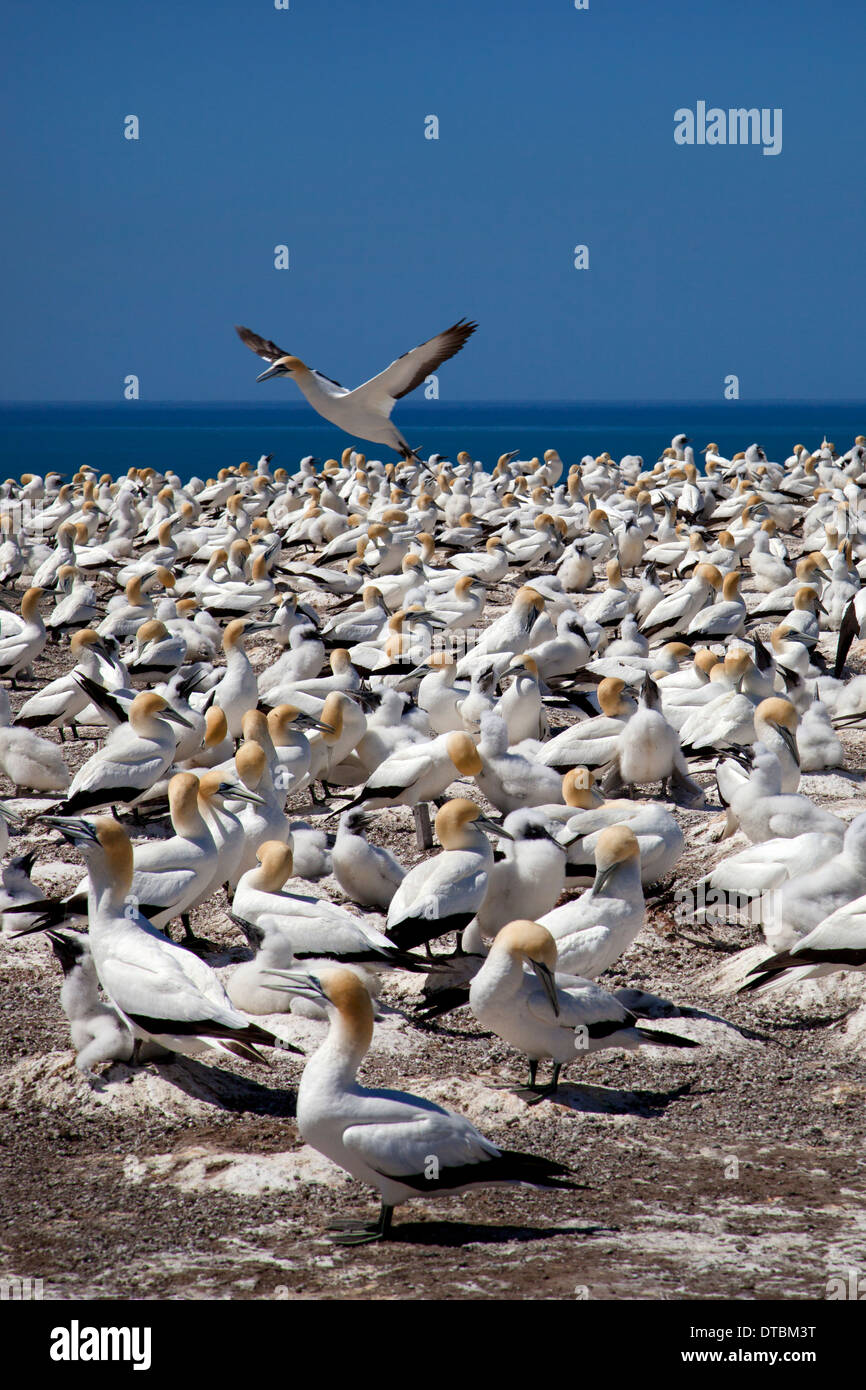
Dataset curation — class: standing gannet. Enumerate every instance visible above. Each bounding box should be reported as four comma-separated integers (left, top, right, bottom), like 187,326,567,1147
0,587,46,683
180,705,233,769
204,618,261,739
559,778,684,888
236,320,476,463
45,566,100,635
694,832,843,924
35,817,302,1064
834,588,866,677
470,921,697,1094
681,571,746,643
125,619,186,681
386,799,508,953
538,826,644,977
758,811,866,952
228,741,289,884
455,587,546,677
13,772,220,942
260,966,577,1243
639,565,721,643
494,655,546,743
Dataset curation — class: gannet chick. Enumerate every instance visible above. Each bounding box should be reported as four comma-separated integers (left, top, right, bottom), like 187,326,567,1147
475,713,563,812
259,966,578,1243
386,798,509,953
604,676,704,803
797,700,843,771
475,809,568,940
286,820,335,880
46,929,135,1079
332,809,406,910
727,745,845,845
0,689,69,793
470,921,698,1093
539,825,644,977
0,849,45,933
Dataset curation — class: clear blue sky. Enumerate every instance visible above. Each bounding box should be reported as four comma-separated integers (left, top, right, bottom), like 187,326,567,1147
2,0,863,403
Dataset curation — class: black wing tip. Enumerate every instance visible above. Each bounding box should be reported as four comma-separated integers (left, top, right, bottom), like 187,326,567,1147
637,1027,701,1048
495,1148,582,1187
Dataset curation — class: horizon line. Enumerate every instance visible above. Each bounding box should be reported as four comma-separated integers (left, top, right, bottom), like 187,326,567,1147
2,398,866,410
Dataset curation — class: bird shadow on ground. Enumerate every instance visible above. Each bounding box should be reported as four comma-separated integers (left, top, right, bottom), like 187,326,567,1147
380,1219,612,1247
146,1057,298,1116
492,1079,693,1116
768,1010,855,1033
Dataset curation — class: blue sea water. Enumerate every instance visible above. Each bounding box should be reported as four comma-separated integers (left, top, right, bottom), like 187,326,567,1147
1,402,865,482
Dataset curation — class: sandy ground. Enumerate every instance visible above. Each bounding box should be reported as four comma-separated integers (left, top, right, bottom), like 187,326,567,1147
2,570,866,1302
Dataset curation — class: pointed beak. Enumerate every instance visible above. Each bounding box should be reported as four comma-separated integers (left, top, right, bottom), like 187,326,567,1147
476,815,513,841
163,708,192,728
261,968,328,1003
42,815,100,846
293,712,334,733
46,931,83,970
256,363,285,382
220,782,268,806
592,863,617,896
775,723,800,763
530,959,560,1016
558,830,584,849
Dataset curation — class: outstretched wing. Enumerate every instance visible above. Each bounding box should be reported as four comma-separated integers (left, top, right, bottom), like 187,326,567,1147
235,325,291,364
352,319,477,416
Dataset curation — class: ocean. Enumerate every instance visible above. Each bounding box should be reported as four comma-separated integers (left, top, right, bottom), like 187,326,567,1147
1,402,865,482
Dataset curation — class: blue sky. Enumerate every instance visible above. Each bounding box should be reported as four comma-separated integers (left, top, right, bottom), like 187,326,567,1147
2,0,864,403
